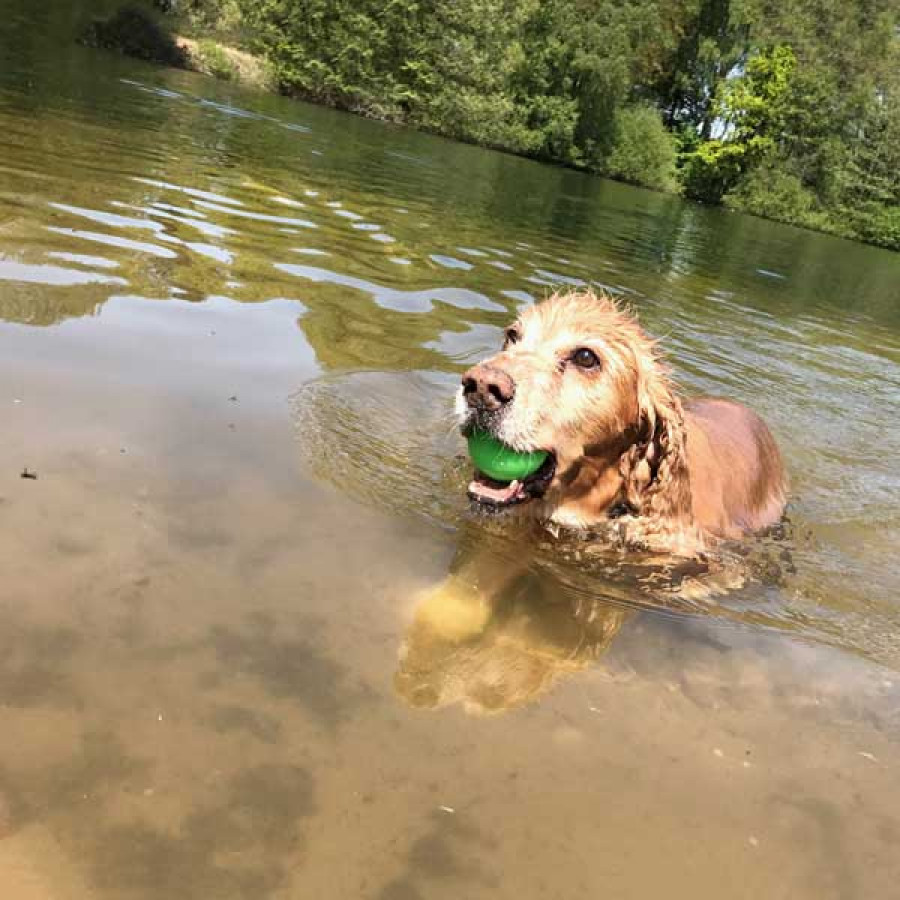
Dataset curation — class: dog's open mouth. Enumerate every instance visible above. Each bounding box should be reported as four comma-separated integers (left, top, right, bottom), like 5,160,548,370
467,452,557,508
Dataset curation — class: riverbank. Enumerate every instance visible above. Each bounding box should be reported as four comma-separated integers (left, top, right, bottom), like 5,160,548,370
80,2,898,253
176,35,274,91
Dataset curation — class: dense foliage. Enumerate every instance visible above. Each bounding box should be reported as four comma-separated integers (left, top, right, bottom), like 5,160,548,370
80,4,187,67
159,1,900,249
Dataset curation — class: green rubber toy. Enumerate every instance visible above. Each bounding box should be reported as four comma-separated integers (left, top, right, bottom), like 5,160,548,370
467,430,548,482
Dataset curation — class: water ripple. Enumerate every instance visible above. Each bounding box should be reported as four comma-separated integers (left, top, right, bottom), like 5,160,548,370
46,227,179,259
0,258,127,286
276,263,506,313
430,254,473,271
192,199,317,229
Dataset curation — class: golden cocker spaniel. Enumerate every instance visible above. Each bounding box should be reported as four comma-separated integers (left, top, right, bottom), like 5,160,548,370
458,290,787,555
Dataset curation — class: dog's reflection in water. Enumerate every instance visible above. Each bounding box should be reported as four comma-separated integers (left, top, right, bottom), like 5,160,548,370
395,533,629,714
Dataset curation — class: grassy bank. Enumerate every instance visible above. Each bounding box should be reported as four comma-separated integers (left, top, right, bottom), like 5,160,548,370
176,36,274,90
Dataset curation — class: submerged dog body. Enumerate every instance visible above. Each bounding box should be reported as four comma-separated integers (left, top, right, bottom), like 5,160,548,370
457,290,786,554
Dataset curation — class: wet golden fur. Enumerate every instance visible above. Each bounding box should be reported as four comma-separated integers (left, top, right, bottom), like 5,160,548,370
458,290,787,555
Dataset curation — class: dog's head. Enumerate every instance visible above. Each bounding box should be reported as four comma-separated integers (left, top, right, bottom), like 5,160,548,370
457,290,687,526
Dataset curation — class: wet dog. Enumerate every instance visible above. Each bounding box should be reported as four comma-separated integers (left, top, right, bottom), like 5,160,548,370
399,290,786,712
457,289,787,555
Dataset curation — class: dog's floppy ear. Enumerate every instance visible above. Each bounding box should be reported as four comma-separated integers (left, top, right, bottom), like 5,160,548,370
619,352,691,520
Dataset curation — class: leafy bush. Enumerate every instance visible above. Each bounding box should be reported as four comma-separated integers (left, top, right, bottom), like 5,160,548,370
725,163,900,251
726,165,814,219
604,105,678,191
681,138,755,203
849,205,900,251
197,39,235,80
179,0,244,35
724,163,837,232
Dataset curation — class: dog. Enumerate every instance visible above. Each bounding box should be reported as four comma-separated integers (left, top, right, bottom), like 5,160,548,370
457,289,787,555
395,290,786,712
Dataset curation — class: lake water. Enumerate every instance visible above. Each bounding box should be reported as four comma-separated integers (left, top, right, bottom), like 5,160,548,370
1,5,900,899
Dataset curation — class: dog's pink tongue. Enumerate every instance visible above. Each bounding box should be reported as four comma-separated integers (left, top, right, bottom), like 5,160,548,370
467,478,524,504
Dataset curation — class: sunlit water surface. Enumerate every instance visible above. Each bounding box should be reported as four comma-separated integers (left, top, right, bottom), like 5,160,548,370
1,5,900,898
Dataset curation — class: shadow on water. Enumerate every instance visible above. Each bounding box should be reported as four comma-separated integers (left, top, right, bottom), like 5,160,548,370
0,604,332,898
90,764,314,900
0,729,147,838
377,810,499,899
208,705,283,745
0,617,84,709
205,614,373,730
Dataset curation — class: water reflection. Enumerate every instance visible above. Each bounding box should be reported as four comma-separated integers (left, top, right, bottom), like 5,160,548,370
0,258,126,286
397,561,629,715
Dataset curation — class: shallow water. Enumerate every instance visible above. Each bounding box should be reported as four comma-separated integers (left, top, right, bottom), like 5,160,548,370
1,4,900,898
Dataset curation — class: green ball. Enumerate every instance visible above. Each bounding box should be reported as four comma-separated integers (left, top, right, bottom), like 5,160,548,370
467,430,548,482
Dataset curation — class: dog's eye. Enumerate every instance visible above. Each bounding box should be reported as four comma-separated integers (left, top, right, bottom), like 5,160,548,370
503,328,520,348
572,347,600,370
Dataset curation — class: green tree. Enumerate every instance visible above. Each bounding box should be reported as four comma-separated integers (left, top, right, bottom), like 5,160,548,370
653,0,752,137
605,104,678,191
682,44,796,202
834,91,900,248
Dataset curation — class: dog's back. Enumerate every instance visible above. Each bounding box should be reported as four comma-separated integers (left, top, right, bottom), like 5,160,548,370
684,398,787,539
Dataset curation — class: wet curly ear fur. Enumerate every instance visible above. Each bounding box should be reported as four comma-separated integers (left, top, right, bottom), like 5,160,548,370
618,352,692,521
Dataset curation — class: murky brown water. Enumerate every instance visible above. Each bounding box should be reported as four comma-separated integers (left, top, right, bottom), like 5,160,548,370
1,3,900,897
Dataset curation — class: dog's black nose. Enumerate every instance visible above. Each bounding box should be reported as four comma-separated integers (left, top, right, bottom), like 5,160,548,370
461,364,515,411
